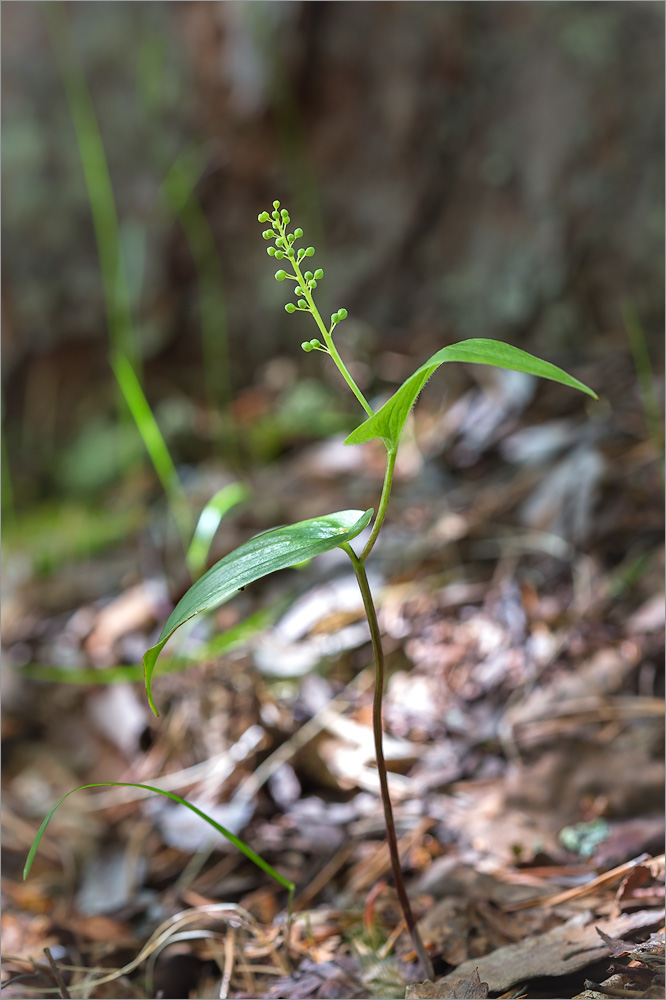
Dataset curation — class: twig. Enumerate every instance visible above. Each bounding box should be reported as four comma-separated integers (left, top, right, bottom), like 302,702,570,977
44,948,71,1000
504,854,662,912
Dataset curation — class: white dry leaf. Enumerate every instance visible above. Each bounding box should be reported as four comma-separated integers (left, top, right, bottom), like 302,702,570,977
150,796,255,853
519,443,605,542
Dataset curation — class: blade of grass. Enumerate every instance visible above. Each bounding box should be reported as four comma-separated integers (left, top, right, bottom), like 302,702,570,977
45,4,197,557
23,782,295,898
186,482,250,578
111,351,192,550
43,1,137,376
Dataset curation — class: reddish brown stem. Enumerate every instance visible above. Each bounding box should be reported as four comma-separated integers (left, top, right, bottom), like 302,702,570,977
344,546,434,980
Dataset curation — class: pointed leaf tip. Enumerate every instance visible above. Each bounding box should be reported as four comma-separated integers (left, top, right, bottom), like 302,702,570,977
24,782,295,893
345,339,597,449
143,508,373,713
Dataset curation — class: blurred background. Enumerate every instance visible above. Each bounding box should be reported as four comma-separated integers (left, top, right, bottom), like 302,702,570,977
3,2,663,513
2,3,664,998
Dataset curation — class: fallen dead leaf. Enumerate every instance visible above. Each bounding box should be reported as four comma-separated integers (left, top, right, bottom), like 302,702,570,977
61,911,135,944
614,863,656,914
595,925,635,958
267,956,364,999
405,968,489,999
430,908,662,994
626,594,665,633
84,582,164,666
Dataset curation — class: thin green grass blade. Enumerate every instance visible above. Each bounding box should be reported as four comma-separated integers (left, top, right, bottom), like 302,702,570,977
112,351,192,549
43,2,136,374
19,603,279,686
23,782,294,894
144,508,373,715
186,482,250,579
345,338,598,450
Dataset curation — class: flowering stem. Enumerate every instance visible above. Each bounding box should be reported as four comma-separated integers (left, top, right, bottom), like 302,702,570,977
269,207,374,418
262,205,432,976
293,257,374,418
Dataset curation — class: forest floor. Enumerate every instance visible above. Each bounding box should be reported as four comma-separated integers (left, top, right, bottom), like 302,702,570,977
2,351,664,999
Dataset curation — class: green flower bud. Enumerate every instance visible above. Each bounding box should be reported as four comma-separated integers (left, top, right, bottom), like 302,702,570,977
262,230,276,240
267,246,276,256
258,211,270,223
294,227,304,239
285,303,297,314
275,237,285,248
314,268,324,280
297,250,305,262
305,247,315,257
331,313,338,325
297,299,308,309
310,339,323,349
301,341,313,352
337,308,348,320
275,251,285,260
295,286,304,296
304,270,313,281
309,279,317,289
275,269,287,281
273,200,281,210
287,248,295,258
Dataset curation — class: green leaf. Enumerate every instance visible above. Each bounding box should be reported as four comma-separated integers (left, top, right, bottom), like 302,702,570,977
186,482,250,579
143,508,374,715
112,350,192,548
344,339,598,450
23,782,294,897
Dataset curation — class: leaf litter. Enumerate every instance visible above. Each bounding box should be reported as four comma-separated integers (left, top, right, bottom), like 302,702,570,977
2,350,664,999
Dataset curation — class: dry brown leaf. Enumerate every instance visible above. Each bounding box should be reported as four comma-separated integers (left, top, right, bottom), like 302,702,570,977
84,582,163,666
615,863,655,911
59,912,135,944
430,908,662,994
405,968,489,999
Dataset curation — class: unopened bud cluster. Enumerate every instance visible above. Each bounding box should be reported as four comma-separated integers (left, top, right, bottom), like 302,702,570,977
258,201,349,335
258,202,315,271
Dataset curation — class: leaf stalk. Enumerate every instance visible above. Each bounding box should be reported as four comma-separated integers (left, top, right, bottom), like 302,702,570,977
360,446,397,562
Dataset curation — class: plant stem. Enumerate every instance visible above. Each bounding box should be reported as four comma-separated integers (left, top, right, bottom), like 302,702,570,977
293,256,374,417
343,543,434,980
272,212,374,418
360,447,397,561
272,212,431,974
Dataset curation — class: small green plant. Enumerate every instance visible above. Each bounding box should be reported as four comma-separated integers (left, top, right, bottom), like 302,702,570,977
24,201,597,980
139,202,597,977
